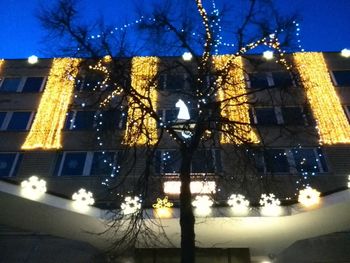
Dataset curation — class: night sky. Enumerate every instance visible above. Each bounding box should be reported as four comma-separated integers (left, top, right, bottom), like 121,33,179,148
0,0,349,59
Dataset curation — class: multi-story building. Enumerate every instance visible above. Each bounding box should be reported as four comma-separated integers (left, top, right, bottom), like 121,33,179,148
0,52,350,263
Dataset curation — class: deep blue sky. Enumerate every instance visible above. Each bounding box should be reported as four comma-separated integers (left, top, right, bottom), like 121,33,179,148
0,0,349,59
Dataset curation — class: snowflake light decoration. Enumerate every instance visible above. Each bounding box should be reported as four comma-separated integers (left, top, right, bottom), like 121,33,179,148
348,175,350,188
121,196,142,215
298,187,320,207
72,188,95,211
259,193,282,216
227,194,250,215
152,196,173,218
192,195,213,216
20,176,47,200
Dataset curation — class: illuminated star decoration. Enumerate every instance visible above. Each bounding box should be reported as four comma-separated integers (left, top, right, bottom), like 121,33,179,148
121,196,142,215
227,194,250,214
72,188,95,207
298,187,320,207
259,193,281,216
20,176,47,200
152,196,173,209
192,195,213,216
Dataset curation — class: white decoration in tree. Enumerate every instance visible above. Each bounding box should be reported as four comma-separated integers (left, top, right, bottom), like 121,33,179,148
192,195,213,216
298,187,320,207
227,194,250,214
28,55,38,64
259,193,281,216
341,48,350,58
72,188,95,211
348,175,350,188
20,176,47,200
121,196,141,215
182,52,193,61
175,99,190,120
263,50,274,60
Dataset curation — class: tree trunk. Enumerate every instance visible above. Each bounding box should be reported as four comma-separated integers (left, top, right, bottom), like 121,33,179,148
179,149,196,263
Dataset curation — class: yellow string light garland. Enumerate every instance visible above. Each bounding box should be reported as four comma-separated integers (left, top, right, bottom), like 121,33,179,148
22,58,81,149
213,55,259,144
123,57,159,145
293,52,350,144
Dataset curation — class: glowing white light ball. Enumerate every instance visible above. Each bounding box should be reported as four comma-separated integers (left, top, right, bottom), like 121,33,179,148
182,52,193,61
348,175,350,188
28,55,38,64
20,176,46,200
72,188,94,211
192,195,213,216
121,196,141,215
298,187,320,207
341,48,350,58
263,51,274,60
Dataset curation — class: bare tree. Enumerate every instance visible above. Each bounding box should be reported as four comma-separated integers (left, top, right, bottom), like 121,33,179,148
38,0,302,262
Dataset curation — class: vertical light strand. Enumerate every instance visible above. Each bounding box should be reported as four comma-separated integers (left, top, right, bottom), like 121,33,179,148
293,52,350,144
22,58,81,149
123,57,159,145
0,59,4,73
213,55,259,144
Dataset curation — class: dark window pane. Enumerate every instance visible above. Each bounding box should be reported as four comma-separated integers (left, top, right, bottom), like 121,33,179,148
166,75,185,91
163,151,181,173
1,78,21,92
53,153,63,176
61,152,87,176
281,107,305,125
165,109,179,124
255,108,277,125
192,150,215,173
71,111,95,130
91,152,116,175
22,77,44,92
292,149,320,174
333,71,350,86
265,149,289,173
316,148,328,172
0,112,6,128
272,72,293,87
0,153,17,177
80,73,104,91
100,110,125,130
154,151,161,174
7,112,31,131
249,73,268,89
64,111,75,130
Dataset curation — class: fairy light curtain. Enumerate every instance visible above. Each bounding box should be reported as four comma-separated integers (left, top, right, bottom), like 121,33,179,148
213,55,259,144
293,52,350,144
22,58,81,149
123,57,159,145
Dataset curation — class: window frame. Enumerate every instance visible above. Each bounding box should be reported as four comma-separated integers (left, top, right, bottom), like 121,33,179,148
0,76,46,93
331,70,350,87
0,111,35,131
0,152,22,177
55,151,119,177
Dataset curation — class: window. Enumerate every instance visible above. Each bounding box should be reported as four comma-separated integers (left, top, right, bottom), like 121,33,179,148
248,73,269,89
281,107,305,125
0,77,45,92
264,149,290,173
292,148,327,174
0,77,21,92
272,72,293,87
155,149,221,174
345,106,350,122
99,109,126,130
332,70,350,86
0,153,22,177
65,111,95,130
22,77,45,92
76,73,105,91
54,151,119,176
159,74,186,91
0,112,33,131
255,148,328,174
253,107,278,125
